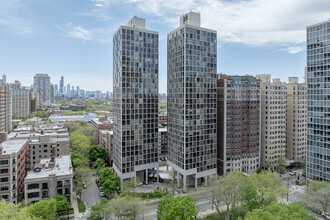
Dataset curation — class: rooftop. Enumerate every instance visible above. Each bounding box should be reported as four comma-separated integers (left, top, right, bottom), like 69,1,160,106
159,128,167,132
0,139,28,155
25,155,72,180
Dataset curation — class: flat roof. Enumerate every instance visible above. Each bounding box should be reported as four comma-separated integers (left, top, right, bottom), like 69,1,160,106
25,155,72,180
159,128,167,132
0,139,28,155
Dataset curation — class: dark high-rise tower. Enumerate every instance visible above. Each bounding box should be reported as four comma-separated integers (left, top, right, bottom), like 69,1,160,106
167,12,217,190
60,76,64,94
113,16,159,183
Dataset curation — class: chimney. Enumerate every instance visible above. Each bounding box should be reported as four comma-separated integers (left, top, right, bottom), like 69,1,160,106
50,145,56,163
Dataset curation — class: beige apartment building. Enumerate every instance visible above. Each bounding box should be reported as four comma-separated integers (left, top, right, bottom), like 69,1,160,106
28,135,70,170
286,77,307,161
257,75,287,167
257,74,307,167
9,81,32,116
0,81,12,134
24,155,73,205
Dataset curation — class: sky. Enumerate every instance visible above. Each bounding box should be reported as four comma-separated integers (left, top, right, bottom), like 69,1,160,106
1,0,329,93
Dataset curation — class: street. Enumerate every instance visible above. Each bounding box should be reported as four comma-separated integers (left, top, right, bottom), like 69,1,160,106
80,175,101,219
78,171,307,220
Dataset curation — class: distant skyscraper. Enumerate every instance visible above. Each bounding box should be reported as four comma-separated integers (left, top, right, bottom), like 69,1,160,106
2,74,6,84
217,74,261,175
113,16,159,184
60,76,64,94
55,84,59,95
306,19,330,181
67,84,70,97
167,12,217,190
0,80,12,133
50,84,54,103
33,73,51,103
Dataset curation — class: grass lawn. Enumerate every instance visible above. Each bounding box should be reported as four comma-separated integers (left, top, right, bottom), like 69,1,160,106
77,199,86,213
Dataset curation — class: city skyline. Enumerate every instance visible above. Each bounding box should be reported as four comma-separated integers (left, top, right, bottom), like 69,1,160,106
1,0,329,93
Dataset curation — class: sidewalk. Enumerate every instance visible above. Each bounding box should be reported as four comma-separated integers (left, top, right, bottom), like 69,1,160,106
72,192,84,219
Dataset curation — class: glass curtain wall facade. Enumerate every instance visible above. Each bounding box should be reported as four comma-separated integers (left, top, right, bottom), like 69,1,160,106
306,20,330,181
113,17,159,183
167,12,217,190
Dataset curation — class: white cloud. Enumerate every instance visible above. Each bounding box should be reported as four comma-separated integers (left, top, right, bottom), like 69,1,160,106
0,0,36,34
62,24,92,41
287,46,304,54
126,0,330,53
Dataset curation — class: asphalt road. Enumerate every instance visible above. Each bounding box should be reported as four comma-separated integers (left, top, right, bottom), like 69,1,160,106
80,175,101,220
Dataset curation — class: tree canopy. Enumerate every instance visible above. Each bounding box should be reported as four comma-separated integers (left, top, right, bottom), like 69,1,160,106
88,145,107,162
303,181,330,213
98,168,120,195
157,194,197,220
244,202,313,220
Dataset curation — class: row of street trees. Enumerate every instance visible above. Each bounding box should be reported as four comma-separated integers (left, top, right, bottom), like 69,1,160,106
206,170,315,219
0,195,69,219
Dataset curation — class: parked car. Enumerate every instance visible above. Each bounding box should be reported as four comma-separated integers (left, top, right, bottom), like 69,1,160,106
95,179,99,186
99,186,103,192
100,191,105,197
302,173,306,177
289,171,296,176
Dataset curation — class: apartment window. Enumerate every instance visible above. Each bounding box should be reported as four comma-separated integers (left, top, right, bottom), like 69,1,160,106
0,194,8,200
57,189,63,195
0,185,9,192
0,169,8,174
27,192,39,198
42,183,48,190
27,183,39,190
57,181,62,188
0,177,8,183
0,160,8,165
42,191,48,198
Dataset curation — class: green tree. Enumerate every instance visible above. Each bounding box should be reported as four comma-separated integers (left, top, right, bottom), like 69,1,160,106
74,166,93,196
26,198,56,220
244,202,314,220
0,199,37,220
87,198,111,220
275,157,287,176
98,168,120,196
122,177,141,194
249,171,287,207
65,121,82,132
93,158,106,171
88,145,107,162
71,153,88,169
232,177,260,219
157,195,197,220
70,131,91,156
303,181,330,213
77,125,95,137
53,195,69,212
109,196,144,220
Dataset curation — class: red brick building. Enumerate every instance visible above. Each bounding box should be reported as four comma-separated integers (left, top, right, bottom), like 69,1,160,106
91,116,113,144
217,74,260,175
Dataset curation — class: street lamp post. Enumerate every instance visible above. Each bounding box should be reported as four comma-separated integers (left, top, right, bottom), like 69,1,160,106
287,177,289,202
